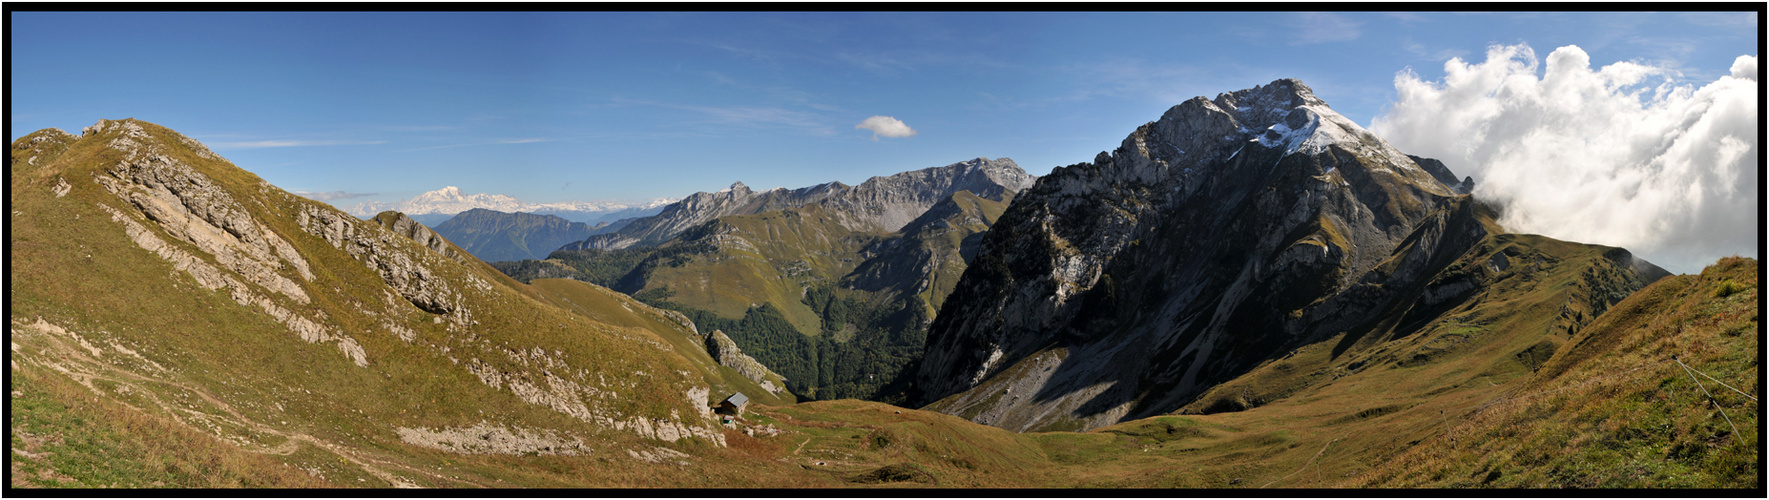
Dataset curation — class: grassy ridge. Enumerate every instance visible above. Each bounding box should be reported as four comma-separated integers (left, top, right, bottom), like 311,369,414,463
1349,257,1759,487
10,363,337,488
524,278,795,407
8,120,794,487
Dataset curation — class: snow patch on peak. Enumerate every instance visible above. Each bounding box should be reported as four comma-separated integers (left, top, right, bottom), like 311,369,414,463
1244,100,1419,167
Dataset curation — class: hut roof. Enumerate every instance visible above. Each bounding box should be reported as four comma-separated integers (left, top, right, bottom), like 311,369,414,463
723,392,749,407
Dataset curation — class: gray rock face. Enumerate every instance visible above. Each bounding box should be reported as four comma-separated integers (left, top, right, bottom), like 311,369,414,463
917,79,1481,431
79,119,367,366
297,205,466,316
396,422,590,456
702,330,786,394
846,190,1006,313
563,157,1034,250
373,211,462,262
1408,155,1475,194
90,122,315,305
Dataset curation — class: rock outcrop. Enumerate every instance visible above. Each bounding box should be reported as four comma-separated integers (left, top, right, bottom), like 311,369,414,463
298,206,469,316
75,119,366,366
90,120,314,304
1409,154,1474,194
703,330,787,394
396,422,591,456
373,211,463,262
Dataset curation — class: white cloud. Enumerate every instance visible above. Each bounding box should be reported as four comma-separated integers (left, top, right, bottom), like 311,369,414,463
348,186,674,218
855,116,918,140
208,139,386,149
399,138,557,152
1732,54,1758,80
613,98,835,136
1372,44,1758,274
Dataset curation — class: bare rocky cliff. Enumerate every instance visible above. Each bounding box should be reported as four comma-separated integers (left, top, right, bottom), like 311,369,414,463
703,329,788,394
915,79,1665,432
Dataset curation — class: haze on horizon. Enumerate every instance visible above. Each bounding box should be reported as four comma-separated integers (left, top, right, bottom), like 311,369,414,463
9,11,1758,273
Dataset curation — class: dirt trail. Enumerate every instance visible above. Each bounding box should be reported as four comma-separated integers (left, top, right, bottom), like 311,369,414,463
1261,437,1339,488
10,318,450,488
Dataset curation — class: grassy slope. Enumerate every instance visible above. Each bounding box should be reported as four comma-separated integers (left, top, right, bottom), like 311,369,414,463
6,121,797,487
895,190,1010,316
623,190,1008,338
524,278,794,407
638,204,876,335
1348,257,1759,488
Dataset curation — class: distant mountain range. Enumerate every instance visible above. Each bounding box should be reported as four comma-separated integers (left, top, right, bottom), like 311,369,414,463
347,185,673,226
562,157,1033,251
430,208,621,262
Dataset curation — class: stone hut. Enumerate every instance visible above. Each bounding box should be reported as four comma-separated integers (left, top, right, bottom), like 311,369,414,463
717,392,749,415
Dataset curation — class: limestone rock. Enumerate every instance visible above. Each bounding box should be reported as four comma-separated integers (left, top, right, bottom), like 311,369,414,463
396,422,590,456
372,211,462,262
87,120,314,304
703,330,787,393
297,205,462,316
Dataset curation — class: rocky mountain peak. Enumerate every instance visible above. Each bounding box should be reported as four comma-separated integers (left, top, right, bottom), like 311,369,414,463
917,79,1497,431
1080,78,1451,209
1213,78,1326,117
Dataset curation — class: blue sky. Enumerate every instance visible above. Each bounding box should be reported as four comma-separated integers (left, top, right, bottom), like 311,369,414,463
10,11,1758,209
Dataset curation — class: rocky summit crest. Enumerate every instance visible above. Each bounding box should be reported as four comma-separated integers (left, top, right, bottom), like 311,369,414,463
916,79,1663,432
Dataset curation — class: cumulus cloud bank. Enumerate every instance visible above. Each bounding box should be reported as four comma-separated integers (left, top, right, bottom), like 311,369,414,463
1372,44,1758,274
856,115,918,140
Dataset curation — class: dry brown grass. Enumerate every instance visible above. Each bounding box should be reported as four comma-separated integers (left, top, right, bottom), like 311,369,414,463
11,364,338,488
1341,257,1758,488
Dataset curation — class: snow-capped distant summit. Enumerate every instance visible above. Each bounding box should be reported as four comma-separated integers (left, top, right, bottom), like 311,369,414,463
347,186,675,221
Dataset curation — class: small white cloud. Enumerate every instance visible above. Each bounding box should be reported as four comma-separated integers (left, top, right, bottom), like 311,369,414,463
1372,43,1759,274
208,139,386,149
855,116,917,140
